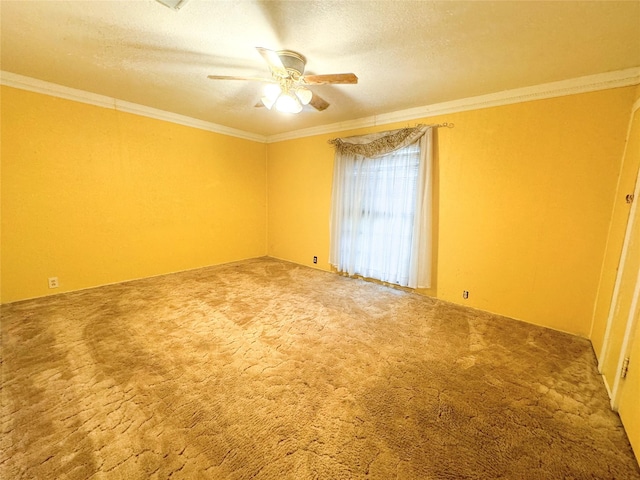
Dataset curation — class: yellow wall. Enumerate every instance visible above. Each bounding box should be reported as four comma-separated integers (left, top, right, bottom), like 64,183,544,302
267,133,337,269
2,83,637,340
1,86,267,303
267,87,636,337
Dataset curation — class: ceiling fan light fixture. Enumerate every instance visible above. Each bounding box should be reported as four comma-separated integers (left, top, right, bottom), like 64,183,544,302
295,87,313,106
261,84,282,110
275,92,303,114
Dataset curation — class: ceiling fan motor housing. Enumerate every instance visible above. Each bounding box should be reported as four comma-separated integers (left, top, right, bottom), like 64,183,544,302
277,50,306,77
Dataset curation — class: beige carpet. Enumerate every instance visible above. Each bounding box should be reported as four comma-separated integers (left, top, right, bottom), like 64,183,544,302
1,257,639,479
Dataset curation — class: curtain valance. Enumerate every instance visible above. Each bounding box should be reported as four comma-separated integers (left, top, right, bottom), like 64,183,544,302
328,125,430,158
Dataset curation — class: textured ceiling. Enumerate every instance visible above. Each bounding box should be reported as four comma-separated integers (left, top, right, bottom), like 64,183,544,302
1,0,639,137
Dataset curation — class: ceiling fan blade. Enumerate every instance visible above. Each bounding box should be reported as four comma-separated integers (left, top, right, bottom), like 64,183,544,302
309,92,330,111
256,47,287,75
208,75,274,82
302,73,358,85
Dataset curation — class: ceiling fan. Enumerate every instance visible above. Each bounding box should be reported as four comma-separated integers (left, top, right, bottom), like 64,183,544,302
207,47,358,114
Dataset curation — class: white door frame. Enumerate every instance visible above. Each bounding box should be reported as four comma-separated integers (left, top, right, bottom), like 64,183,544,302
598,100,640,409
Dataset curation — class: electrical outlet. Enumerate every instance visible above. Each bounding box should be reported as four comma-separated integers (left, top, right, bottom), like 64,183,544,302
462,290,469,299
48,277,59,289
313,256,318,264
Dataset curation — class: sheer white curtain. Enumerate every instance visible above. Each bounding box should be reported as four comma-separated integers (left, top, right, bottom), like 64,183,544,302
329,126,433,288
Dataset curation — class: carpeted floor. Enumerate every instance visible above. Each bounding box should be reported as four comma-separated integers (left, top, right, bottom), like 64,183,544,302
1,257,639,479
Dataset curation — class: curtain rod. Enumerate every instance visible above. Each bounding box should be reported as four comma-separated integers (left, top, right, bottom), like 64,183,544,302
415,122,454,128
329,122,454,146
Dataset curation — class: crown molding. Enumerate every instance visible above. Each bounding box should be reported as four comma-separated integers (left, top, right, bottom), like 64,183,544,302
0,71,267,143
266,67,640,143
2,68,638,145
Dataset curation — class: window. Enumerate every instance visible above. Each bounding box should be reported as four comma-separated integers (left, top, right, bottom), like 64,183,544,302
329,127,432,289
